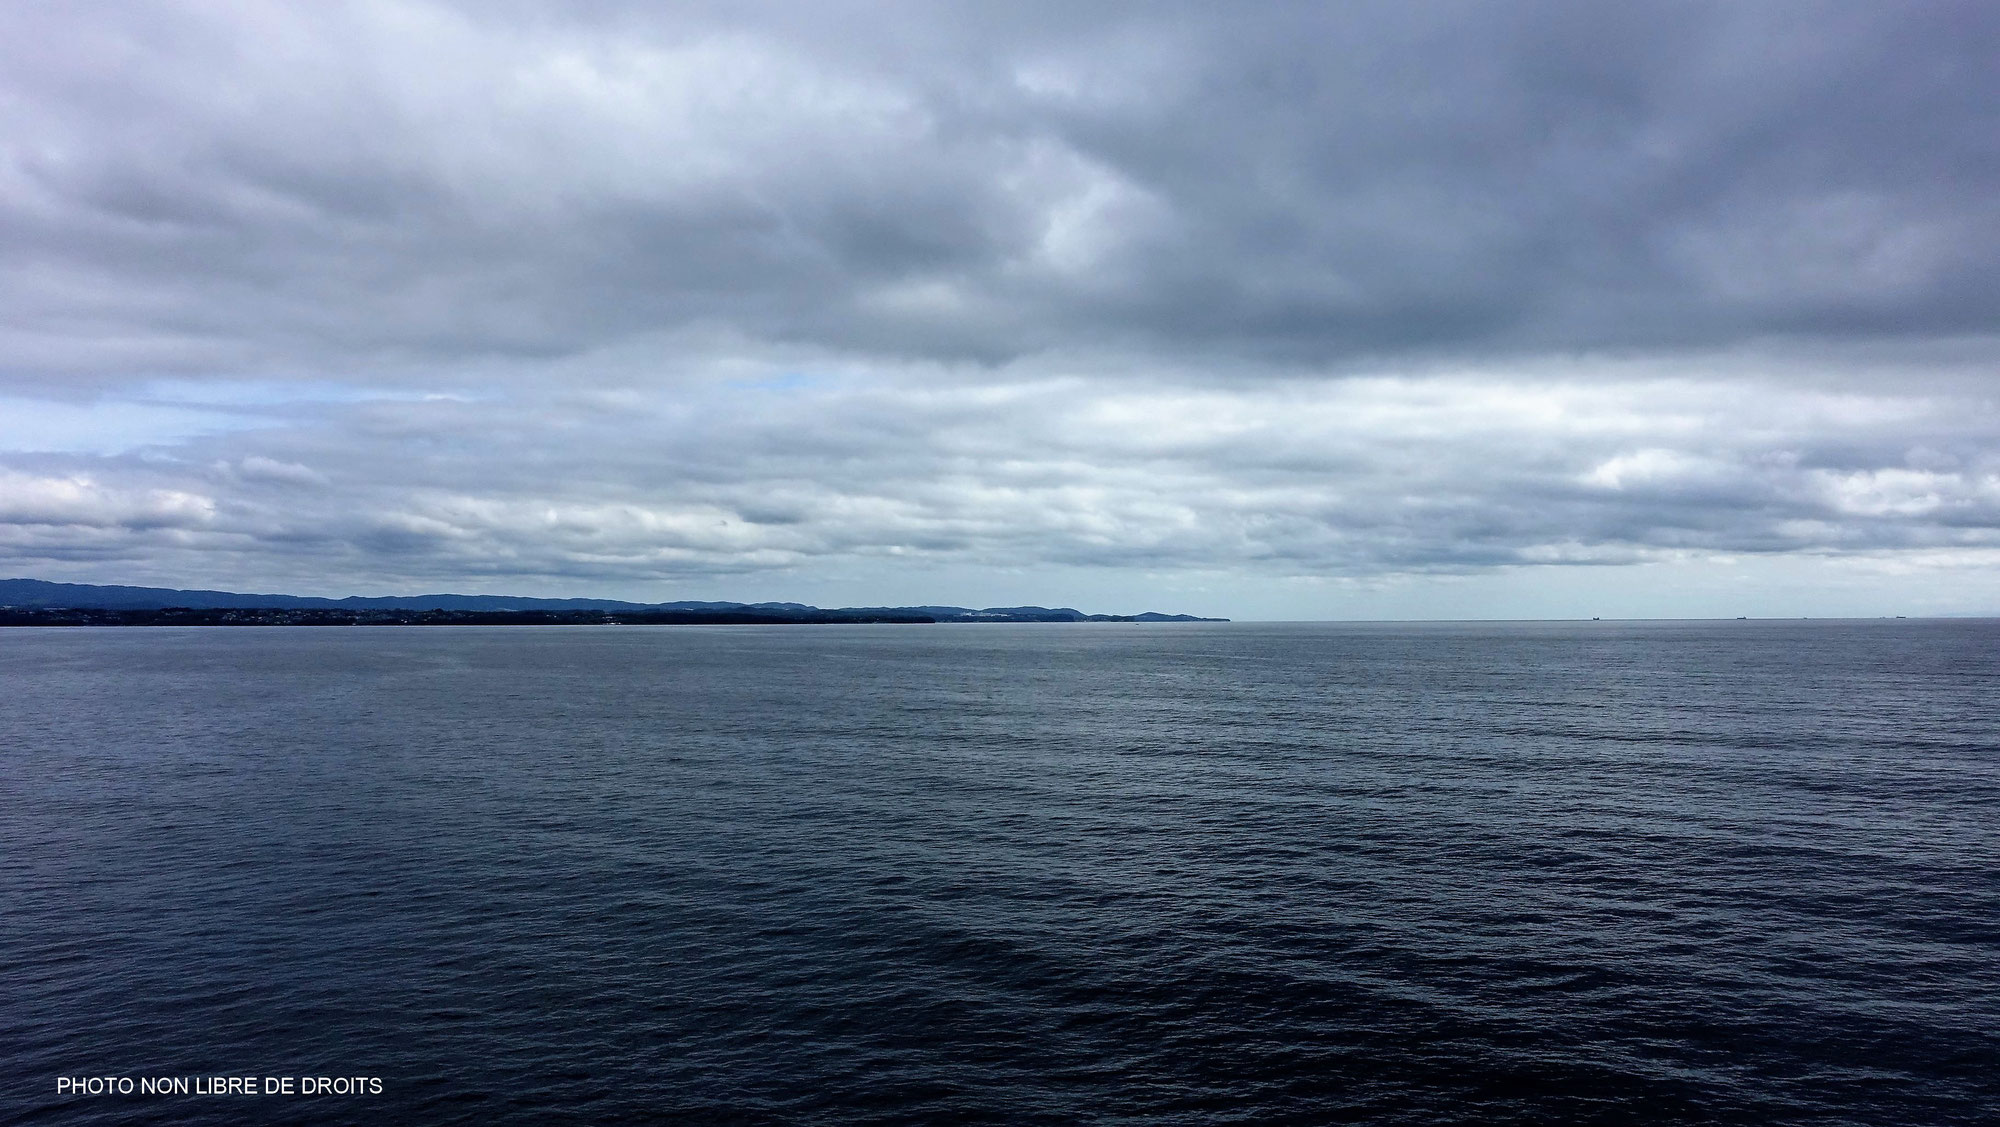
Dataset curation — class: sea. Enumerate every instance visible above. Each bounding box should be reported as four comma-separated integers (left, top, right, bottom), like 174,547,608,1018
3,620,1996,1125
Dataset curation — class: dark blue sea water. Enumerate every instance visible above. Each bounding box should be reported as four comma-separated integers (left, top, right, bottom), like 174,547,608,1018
3,621,1997,1125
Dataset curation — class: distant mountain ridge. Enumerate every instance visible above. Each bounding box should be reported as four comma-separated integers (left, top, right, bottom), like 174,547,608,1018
0,579,1225,623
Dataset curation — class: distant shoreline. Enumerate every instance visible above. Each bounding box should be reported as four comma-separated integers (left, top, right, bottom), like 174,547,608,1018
0,606,1233,627
0,578,1226,624
0,607,929,627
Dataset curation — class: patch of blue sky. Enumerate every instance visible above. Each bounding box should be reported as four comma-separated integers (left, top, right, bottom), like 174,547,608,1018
0,395,259,455
140,379,455,408
0,380,473,455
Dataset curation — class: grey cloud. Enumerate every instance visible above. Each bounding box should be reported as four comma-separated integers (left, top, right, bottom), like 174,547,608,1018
1,1,1995,388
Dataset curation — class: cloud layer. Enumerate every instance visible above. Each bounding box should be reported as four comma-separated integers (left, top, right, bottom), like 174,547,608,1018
2,2,1995,614
6,363,1999,613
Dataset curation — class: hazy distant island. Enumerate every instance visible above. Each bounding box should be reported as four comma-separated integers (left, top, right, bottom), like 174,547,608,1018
0,579,1226,627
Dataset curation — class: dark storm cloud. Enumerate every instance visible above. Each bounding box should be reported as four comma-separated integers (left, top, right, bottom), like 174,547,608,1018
2,0,1994,384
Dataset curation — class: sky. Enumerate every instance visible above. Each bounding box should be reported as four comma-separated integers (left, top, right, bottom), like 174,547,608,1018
2,0,1997,619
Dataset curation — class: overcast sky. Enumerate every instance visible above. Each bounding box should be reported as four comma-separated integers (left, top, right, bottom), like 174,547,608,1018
3,0,1996,618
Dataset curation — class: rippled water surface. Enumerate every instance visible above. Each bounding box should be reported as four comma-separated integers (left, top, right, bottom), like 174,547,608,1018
4,621,1998,1124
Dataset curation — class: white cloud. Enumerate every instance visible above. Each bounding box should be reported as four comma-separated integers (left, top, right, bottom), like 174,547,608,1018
235,456,329,487
0,471,215,530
